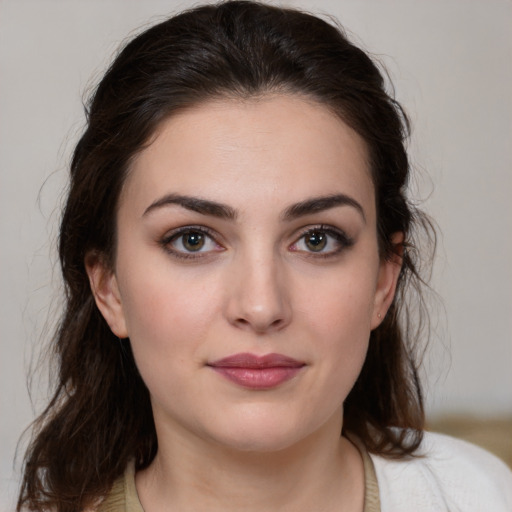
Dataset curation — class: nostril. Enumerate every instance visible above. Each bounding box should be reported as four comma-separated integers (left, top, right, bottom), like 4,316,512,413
232,315,287,334
234,318,252,330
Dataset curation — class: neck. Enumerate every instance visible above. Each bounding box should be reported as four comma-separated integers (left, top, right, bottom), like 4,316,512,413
135,412,364,512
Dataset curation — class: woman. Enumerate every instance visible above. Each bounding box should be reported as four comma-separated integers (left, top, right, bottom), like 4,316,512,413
17,1,512,511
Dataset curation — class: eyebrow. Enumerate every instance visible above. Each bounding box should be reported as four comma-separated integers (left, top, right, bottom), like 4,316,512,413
143,194,238,220
143,193,365,222
282,194,366,223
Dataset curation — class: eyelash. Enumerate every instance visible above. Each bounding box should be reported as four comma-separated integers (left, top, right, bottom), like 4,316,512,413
160,225,222,260
159,224,353,261
290,225,354,259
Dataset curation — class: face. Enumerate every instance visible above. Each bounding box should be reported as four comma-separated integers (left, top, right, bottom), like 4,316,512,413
88,95,401,453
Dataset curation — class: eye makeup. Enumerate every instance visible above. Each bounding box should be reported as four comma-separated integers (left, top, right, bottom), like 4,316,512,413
289,224,354,259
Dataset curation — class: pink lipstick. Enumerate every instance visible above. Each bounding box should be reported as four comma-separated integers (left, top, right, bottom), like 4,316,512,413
208,353,305,389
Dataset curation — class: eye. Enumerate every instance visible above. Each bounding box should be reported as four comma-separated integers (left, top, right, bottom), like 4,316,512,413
290,226,353,257
177,231,207,252
303,230,328,252
161,226,223,259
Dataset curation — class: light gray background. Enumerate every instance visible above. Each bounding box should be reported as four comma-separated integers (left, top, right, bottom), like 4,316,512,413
1,0,511,509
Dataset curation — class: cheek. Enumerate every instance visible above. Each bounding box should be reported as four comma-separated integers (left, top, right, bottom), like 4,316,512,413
117,273,223,417
295,261,378,386
299,263,378,337
116,262,223,368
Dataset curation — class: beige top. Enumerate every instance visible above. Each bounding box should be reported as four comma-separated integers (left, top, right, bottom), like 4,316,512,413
98,445,380,512
358,441,381,512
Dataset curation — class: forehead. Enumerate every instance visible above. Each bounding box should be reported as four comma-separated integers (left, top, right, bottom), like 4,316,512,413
122,94,375,220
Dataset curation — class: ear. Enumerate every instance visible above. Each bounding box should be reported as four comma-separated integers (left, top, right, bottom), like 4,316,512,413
371,232,404,329
85,251,128,338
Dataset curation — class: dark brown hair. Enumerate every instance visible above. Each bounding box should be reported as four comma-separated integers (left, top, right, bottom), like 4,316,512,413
18,1,434,510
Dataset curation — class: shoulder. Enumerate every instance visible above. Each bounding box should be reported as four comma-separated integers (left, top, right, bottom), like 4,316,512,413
370,431,512,512
85,469,128,512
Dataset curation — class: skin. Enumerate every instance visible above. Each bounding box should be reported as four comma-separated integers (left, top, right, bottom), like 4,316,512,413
87,94,402,512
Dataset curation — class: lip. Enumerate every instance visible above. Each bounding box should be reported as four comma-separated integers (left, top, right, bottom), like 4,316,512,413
207,353,305,390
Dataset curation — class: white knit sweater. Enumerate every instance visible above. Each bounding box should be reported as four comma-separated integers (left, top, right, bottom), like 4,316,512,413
370,431,512,511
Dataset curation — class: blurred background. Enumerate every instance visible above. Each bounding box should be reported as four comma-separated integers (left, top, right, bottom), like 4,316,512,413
1,0,511,509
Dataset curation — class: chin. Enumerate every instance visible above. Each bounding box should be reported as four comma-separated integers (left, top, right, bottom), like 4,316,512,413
213,429,304,454
202,409,323,454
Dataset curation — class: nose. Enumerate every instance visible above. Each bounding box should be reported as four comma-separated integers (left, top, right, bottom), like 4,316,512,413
224,250,292,334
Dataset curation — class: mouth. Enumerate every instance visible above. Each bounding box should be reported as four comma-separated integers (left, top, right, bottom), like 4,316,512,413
207,353,305,390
